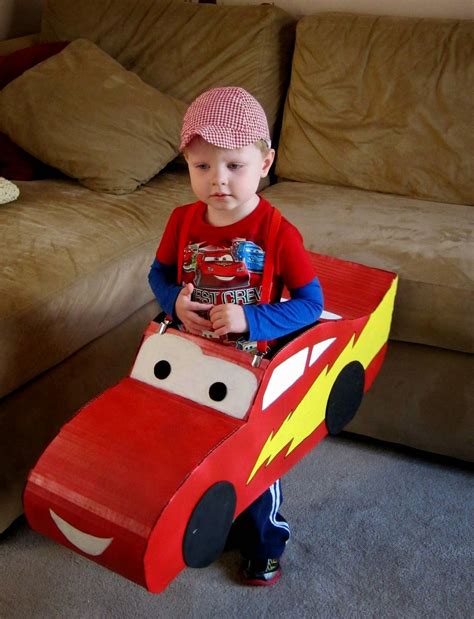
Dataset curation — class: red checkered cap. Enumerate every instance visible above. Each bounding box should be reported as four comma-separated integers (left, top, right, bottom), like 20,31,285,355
180,87,270,151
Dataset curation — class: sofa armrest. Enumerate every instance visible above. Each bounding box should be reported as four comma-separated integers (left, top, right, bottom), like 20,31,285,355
0,33,40,55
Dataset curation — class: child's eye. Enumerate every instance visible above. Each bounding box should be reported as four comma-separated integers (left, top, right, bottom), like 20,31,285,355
195,163,209,170
228,163,243,170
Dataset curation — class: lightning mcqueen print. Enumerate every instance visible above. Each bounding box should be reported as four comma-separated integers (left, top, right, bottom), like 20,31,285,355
23,252,397,594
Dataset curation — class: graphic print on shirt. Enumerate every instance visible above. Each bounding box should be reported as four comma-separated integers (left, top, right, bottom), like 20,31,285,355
182,239,265,307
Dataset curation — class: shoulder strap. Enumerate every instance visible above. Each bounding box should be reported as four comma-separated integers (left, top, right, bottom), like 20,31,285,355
257,206,282,354
176,202,201,284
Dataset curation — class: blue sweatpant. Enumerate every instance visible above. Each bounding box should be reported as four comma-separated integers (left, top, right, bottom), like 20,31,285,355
229,480,290,560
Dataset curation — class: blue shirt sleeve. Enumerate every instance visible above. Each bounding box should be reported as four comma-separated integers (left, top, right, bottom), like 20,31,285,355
243,278,324,341
148,258,182,316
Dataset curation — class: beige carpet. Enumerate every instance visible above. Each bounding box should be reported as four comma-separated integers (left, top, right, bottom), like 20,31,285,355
0,435,472,619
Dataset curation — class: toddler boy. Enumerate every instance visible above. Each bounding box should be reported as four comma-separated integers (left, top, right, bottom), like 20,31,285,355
149,87,323,585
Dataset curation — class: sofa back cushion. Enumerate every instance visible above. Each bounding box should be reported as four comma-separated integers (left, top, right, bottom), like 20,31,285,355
276,13,474,205
40,0,295,139
0,39,187,194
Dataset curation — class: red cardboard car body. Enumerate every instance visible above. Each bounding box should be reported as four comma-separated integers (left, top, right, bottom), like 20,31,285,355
24,252,397,593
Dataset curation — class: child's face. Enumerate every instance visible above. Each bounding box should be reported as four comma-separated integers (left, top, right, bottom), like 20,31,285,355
184,137,275,225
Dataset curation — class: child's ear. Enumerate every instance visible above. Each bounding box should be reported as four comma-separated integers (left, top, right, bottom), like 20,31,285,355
261,148,275,178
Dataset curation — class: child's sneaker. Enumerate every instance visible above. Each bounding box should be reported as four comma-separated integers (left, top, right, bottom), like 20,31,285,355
242,558,281,586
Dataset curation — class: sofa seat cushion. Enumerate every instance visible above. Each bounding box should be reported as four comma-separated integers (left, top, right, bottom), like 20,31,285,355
0,167,195,399
262,181,473,354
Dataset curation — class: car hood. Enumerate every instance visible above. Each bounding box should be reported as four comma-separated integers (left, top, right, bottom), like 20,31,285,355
28,377,241,528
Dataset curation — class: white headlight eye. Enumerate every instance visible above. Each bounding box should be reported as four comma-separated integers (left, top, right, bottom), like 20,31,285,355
131,334,257,419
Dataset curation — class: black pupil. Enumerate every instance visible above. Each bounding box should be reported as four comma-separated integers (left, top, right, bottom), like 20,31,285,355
154,360,171,380
209,382,227,402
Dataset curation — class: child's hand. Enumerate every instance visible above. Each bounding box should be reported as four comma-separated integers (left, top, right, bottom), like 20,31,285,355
175,283,213,335
210,303,248,336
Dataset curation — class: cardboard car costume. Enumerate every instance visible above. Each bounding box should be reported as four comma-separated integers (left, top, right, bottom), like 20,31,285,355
24,252,397,594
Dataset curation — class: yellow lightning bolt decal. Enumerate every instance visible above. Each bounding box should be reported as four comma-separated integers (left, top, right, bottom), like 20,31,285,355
248,277,398,483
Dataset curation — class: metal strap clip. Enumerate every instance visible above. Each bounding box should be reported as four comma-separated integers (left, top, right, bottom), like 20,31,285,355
158,317,172,334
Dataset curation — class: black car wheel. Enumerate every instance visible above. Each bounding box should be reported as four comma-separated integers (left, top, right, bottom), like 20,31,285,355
183,481,236,568
325,361,365,435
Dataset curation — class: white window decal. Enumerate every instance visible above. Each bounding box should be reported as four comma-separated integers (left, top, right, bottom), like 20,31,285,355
262,348,309,410
309,338,336,366
280,299,341,321
321,310,342,320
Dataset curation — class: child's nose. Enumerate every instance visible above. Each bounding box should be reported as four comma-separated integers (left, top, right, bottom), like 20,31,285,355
212,168,228,186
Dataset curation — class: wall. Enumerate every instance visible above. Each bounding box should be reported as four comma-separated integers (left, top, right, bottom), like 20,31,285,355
0,0,43,40
219,1,474,19
1,0,473,40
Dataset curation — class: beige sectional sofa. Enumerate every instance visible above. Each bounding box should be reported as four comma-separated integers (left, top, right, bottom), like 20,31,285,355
0,0,472,533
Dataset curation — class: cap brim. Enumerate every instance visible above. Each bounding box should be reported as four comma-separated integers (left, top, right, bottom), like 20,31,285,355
180,126,270,152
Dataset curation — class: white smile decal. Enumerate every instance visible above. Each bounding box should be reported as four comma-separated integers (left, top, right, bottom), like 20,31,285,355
215,276,235,281
50,509,113,556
